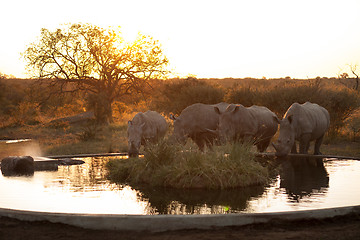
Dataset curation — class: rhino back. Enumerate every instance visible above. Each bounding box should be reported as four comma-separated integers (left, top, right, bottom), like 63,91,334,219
247,106,278,137
135,111,168,139
177,103,220,132
227,105,257,135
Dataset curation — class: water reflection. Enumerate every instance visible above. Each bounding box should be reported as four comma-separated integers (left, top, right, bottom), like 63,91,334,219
279,157,329,203
135,184,265,214
51,157,110,192
0,156,359,214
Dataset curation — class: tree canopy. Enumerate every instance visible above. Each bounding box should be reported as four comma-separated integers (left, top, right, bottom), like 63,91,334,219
23,23,168,123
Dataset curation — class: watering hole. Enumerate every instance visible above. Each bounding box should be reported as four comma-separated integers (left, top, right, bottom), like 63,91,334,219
1,155,360,215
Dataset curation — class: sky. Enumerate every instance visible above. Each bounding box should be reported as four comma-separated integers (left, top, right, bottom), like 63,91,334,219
1,0,360,79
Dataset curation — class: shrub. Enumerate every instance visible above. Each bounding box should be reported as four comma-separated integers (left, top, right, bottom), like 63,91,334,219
320,88,359,136
225,79,323,116
77,119,103,141
344,109,360,142
106,140,269,189
10,102,41,126
225,80,360,137
151,78,225,115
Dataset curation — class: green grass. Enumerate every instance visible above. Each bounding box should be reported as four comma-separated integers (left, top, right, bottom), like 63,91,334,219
106,140,269,189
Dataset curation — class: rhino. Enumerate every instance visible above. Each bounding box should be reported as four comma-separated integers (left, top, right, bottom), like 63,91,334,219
272,102,330,157
212,104,279,152
170,102,229,151
127,110,168,157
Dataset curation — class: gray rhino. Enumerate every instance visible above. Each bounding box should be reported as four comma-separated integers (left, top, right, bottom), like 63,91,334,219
272,102,330,157
170,102,229,151
127,110,168,157
213,104,278,152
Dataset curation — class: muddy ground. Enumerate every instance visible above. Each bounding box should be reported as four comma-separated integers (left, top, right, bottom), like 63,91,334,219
1,212,360,240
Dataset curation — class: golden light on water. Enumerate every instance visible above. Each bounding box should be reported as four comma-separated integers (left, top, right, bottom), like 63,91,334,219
1,158,360,215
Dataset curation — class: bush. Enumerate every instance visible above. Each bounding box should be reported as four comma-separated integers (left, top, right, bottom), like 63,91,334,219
320,88,359,136
106,140,269,189
225,79,323,116
151,78,225,115
10,102,41,126
77,119,103,141
225,79,360,137
344,109,360,142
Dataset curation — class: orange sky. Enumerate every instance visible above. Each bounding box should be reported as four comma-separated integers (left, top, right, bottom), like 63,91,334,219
1,0,360,79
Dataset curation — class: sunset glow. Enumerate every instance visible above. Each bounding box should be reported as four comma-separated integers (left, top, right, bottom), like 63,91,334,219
1,0,360,79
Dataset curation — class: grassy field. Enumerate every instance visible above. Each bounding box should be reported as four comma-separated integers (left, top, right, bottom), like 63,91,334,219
0,122,129,159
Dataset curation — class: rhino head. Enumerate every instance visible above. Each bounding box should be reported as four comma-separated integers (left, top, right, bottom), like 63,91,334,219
170,114,188,145
272,115,296,157
127,120,145,157
213,105,239,144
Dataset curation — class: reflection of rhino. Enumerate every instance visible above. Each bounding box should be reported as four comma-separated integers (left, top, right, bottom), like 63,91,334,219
280,157,329,202
213,104,278,152
273,102,330,157
170,103,229,151
127,111,168,157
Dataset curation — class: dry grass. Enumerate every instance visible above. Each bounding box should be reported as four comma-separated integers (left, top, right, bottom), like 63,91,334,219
0,122,129,159
106,140,269,189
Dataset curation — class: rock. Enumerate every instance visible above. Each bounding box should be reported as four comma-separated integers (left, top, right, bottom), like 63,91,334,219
1,156,34,176
58,158,85,165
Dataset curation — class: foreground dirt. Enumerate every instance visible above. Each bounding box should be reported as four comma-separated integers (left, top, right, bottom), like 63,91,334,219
1,213,360,240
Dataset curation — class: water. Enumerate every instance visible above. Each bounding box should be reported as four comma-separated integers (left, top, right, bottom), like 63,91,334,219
0,157,359,215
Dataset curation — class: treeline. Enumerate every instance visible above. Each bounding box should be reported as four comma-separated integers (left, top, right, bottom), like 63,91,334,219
1,77,359,138
151,77,359,137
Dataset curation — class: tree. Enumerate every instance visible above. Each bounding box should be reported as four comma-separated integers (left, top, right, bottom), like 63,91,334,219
23,23,168,123
349,64,359,91
339,64,359,91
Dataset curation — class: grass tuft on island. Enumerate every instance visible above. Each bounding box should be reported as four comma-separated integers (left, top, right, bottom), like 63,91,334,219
106,140,269,189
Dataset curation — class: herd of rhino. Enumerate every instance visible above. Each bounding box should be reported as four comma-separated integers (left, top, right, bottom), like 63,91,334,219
127,102,330,158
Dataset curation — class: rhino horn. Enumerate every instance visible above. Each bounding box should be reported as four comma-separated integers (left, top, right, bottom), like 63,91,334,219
203,128,218,135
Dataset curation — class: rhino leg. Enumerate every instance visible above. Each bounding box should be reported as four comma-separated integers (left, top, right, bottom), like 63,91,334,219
299,133,311,154
197,140,205,151
192,134,205,151
291,143,297,154
314,134,324,155
256,139,271,152
204,137,214,150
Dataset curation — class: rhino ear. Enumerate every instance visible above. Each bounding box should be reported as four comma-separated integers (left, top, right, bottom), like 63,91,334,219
287,115,293,124
214,107,221,115
140,122,146,129
233,106,240,113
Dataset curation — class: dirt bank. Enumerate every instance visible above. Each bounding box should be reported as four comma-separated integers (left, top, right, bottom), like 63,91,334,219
1,212,360,240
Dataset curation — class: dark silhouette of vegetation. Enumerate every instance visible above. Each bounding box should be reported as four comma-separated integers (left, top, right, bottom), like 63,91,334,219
150,77,224,115
22,23,168,123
